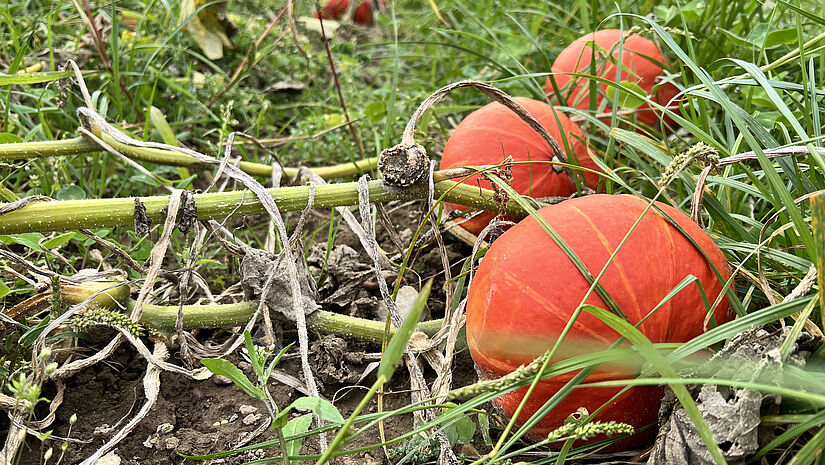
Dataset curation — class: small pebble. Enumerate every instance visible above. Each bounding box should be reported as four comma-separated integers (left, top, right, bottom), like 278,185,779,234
239,405,258,415
229,413,238,422
212,375,233,386
97,452,121,465
238,361,253,373
156,423,174,434
242,413,262,426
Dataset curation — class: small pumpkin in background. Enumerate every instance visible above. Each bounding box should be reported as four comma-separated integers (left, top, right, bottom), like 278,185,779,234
438,97,601,236
546,29,680,128
466,194,733,448
317,0,384,26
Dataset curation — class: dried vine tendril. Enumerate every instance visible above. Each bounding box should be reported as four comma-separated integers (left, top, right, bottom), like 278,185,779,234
378,80,580,188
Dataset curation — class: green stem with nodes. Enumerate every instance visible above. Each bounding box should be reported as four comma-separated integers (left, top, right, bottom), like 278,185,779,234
0,135,378,180
0,137,100,158
7,286,453,344
0,179,532,234
133,299,446,343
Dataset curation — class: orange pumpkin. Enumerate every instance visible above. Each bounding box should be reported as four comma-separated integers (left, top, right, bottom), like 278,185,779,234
466,195,733,447
439,97,600,235
546,29,680,128
317,0,383,26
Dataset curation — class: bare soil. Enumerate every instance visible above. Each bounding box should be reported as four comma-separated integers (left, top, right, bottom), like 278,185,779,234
5,200,489,465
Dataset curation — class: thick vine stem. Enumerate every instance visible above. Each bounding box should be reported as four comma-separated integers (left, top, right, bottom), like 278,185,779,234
3,290,457,353
0,135,378,180
379,80,578,189
133,300,450,345
0,179,535,234
4,281,130,321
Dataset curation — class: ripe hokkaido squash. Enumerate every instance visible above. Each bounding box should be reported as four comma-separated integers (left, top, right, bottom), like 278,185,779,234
317,0,383,26
439,97,601,235
546,29,679,128
466,194,733,447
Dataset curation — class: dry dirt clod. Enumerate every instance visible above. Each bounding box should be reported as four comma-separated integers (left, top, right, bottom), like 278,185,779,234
175,428,218,456
96,451,121,465
237,361,253,374
239,404,258,415
156,423,175,434
143,434,159,449
163,436,180,450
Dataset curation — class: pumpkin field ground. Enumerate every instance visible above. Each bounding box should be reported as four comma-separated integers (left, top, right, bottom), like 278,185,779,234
9,205,487,465
2,0,825,464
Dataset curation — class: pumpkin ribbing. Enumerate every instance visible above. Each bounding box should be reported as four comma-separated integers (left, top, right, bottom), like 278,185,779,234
466,194,733,447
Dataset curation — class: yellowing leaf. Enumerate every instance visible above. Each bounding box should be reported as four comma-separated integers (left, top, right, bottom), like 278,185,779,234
180,0,234,61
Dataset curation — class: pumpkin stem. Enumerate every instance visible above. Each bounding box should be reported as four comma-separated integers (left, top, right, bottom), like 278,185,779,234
379,80,586,189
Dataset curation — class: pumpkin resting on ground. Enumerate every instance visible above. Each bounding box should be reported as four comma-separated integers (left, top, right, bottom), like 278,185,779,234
466,194,733,448
438,97,601,235
546,29,680,128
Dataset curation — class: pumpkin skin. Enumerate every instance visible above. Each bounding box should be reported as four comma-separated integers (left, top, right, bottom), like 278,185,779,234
317,0,383,25
466,195,733,448
546,29,680,128
439,97,601,235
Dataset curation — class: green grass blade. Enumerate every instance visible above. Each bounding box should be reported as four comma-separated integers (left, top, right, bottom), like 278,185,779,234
812,191,825,329
0,70,86,86
753,409,825,460
484,173,625,319
582,305,726,464
377,280,431,381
